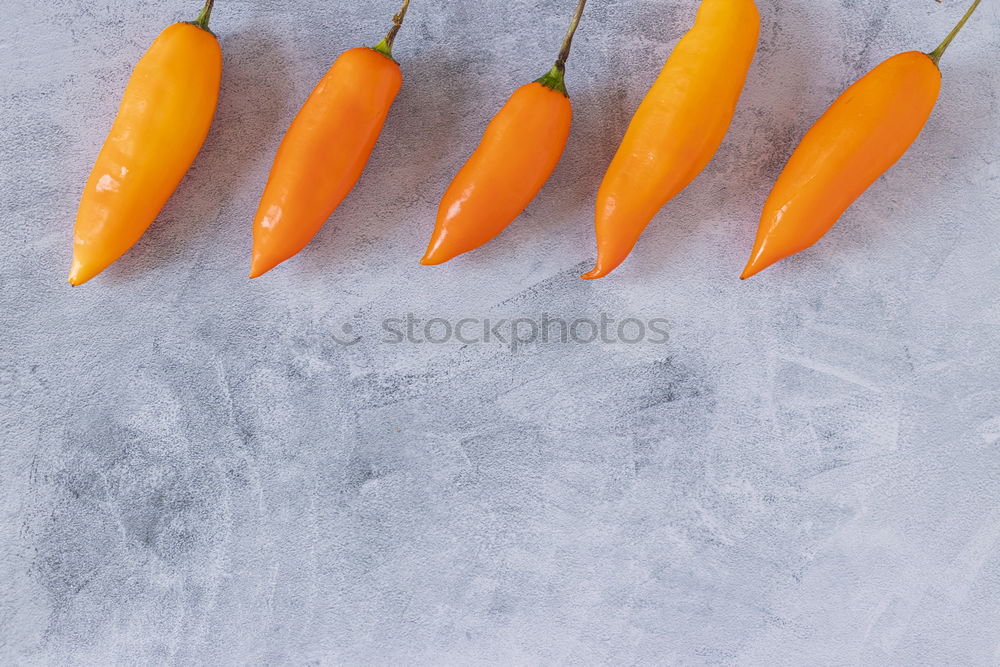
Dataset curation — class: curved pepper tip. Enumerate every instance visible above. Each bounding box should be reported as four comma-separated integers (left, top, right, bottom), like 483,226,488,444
419,252,446,266
740,249,780,280
420,238,458,266
249,253,278,279
581,260,616,280
68,259,97,287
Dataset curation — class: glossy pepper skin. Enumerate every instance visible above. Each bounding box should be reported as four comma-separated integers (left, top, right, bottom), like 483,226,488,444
250,1,412,279
421,82,572,265
69,4,221,286
740,0,982,280
741,53,940,279
422,0,587,266
584,0,759,279
250,47,402,278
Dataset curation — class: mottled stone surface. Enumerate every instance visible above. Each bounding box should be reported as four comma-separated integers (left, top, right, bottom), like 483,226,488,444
2,0,999,664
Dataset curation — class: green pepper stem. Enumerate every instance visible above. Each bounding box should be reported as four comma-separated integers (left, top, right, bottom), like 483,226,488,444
555,0,588,71
191,0,215,31
928,0,981,66
536,0,589,96
372,0,411,60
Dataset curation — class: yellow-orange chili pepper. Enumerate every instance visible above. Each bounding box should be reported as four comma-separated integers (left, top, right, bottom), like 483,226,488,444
69,0,222,286
421,0,587,265
250,1,412,278
741,0,981,279
583,0,760,279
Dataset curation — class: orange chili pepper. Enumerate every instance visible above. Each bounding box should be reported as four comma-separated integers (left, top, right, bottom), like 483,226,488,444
741,0,982,279
582,0,760,280
420,0,588,266
69,0,222,286
250,2,411,278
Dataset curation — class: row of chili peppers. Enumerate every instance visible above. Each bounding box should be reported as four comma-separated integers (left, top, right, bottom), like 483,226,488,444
69,0,983,286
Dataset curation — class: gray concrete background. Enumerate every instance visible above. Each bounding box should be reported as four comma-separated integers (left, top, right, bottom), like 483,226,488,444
2,0,1000,664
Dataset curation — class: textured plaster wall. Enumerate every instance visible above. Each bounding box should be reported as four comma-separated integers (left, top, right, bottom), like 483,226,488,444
2,0,1000,664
